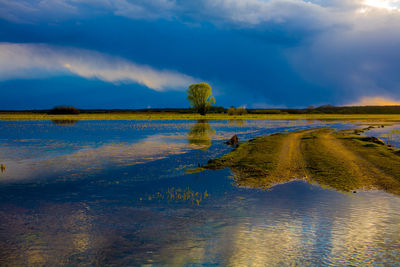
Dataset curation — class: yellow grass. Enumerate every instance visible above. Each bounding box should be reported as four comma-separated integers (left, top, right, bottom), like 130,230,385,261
3,112,400,121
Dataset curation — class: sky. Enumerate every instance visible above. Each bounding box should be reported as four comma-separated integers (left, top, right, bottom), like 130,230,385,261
0,0,400,109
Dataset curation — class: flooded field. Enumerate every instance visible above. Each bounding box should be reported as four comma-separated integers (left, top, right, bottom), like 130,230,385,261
1,119,400,266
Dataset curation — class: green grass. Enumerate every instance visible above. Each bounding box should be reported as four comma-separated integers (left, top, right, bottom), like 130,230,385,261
205,133,285,188
301,130,369,192
194,128,400,195
3,112,400,121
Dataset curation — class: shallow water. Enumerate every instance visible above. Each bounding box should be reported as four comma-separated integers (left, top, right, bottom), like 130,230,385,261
1,119,400,266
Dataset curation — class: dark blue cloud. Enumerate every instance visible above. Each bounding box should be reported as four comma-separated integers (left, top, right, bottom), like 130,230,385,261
0,16,332,108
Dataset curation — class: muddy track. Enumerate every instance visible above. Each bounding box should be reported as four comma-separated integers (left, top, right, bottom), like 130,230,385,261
307,130,400,194
317,131,381,187
269,131,308,182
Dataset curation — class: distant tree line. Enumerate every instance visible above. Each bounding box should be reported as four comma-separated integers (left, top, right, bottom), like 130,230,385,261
5,104,400,115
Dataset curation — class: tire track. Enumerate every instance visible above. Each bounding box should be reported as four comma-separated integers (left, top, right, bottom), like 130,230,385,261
268,131,309,183
317,131,389,189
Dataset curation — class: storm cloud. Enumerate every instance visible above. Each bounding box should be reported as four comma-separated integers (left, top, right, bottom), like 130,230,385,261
0,0,399,108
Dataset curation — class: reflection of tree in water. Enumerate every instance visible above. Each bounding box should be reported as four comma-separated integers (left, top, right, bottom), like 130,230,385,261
51,120,79,126
228,119,247,127
187,120,215,150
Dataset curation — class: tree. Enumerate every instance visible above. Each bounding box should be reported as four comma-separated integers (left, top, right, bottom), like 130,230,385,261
187,82,215,115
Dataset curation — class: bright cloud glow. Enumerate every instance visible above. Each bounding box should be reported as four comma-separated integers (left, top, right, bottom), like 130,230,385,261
0,0,378,27
1,1,399,31
1,1,400,29
364,0,400,10
0,43,196,91
348,96,400,106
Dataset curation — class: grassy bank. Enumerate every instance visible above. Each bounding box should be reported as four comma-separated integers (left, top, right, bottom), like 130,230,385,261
3,113,400,121
194,128,400,195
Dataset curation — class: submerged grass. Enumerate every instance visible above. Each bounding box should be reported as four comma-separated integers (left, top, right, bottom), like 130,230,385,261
4,113,400,121
196,128,400,195
206,132,284,188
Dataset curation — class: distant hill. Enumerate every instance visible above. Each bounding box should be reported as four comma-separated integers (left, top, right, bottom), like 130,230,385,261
284,105,400,114
239,105,400,114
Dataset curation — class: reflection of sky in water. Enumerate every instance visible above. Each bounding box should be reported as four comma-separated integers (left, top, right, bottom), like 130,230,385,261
361,123,400,148
0,119,356,182
0,119,400,265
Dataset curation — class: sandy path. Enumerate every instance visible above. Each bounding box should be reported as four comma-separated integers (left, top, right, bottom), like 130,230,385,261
269,132,308,181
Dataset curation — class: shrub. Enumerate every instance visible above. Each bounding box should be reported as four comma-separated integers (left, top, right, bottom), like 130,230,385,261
227,107,236,115
227,107,247,115
236,107,247,115
209,106,226,113
48,106,80,115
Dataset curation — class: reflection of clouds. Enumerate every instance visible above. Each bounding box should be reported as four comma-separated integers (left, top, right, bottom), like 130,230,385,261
155,239,208,266
1,185,400,265
149,212,310,266
0,135,190,182
225,194,400,266
0,202,101,266
3,120,400,265
327,194,399,264
224,220,305,266
148,190,400,266
0,119,340,183
61,138,187,167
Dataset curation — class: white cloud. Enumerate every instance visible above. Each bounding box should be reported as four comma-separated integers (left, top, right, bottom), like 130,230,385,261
1,1,399,31
363,0,400,10
2,1,399,23
0,0,177,23
112,0,177,20
1,0,400,28
0,43,196,91
193,0,335,29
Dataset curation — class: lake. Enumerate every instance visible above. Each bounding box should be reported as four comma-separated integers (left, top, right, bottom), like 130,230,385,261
1,119,400,266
